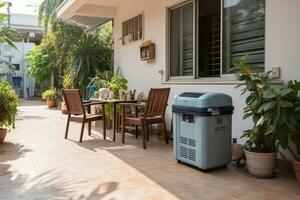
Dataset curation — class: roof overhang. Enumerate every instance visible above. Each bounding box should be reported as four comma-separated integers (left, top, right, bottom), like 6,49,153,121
57,0,117,29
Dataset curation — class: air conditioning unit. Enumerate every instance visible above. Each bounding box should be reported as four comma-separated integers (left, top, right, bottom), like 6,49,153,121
172,92,234,170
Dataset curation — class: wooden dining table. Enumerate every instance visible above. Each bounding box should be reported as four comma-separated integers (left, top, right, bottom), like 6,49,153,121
89,98,138,141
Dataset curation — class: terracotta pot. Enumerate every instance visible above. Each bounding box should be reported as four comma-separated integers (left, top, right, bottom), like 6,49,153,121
46,99,56,108
293,161,300,184
245,150,276,178
61,101,68,114
0,128,7,143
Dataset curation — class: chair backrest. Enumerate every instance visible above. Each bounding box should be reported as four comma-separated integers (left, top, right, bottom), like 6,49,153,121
63,89,85,115
145,88,170,117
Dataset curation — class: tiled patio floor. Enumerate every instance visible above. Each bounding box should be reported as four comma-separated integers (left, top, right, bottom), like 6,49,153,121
0,100,300,200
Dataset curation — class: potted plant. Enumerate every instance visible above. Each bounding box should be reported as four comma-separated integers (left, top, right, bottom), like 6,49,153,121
292,134,300,184
236,67,276,177
108,75,128,99
61,73,73,114
42,89,58,108
275,81,300,184
89,71,128,129
257,81,300,183
236,57,300,178
292,147,300,184
0,80,20,143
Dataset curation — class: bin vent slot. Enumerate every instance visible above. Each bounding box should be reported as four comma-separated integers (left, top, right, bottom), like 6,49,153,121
180,146,188,158
188,139,196,147
188,149,196,161
180,136,188,145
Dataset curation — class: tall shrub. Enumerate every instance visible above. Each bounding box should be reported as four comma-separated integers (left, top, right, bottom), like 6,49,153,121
67,33,112,94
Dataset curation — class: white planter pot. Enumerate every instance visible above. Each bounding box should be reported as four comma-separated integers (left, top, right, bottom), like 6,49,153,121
245,150,276,178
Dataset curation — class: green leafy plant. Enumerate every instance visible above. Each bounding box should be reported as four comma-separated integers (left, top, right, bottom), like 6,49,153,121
42,89,58,101
89,70,127,119
62,73,73,89
235,58,277,153
108,75,128,99
261,81,300,161
67,33,112,95
0,80,20,128
0,1,18,72
0,2,17,48
38,0,63,32
89,70,113,89
27,32,57,85
236,59,300,156
106,75,128,119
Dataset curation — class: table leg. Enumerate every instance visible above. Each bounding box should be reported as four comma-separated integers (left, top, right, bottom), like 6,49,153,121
135,106,139,138
112,102,116,142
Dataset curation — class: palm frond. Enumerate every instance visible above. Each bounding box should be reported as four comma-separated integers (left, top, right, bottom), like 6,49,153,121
38,0,63,33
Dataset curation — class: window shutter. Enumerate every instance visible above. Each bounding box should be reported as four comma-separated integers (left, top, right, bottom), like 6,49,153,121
169,2,194,77
224,0,265,73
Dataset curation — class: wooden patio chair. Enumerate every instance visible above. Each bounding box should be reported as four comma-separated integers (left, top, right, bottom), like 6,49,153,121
63,89,106,143
120,88,170,149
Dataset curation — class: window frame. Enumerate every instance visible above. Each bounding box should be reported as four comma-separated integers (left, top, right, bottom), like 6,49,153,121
122,12,145,46
13,64,20,71
166,0,266,82
166,0,196,80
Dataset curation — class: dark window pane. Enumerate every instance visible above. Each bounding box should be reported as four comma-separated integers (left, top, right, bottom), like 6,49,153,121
198,0,221,77
223,0,265,74
13,64,20,71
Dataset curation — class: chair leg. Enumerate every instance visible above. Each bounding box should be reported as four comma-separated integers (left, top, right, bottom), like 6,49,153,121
103,118,106,140
102,103,106,140
163,120,169,144
135,106,139,139
146,124,150,141
121,106,125,144
65,115,70,139
79,122,85,143
116,113,119,132
135,125,138,139
88,122,92,136
141,119,147,149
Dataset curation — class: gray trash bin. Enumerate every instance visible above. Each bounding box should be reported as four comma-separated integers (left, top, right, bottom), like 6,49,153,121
172,92,234,170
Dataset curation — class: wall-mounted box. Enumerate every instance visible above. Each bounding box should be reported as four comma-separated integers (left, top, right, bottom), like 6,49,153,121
140,42,155,61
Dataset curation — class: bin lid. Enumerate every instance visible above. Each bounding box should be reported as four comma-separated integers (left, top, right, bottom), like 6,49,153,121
173,92,233,108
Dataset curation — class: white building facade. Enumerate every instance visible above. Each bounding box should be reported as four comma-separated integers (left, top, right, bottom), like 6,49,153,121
57,0,300,140
0,14,43,98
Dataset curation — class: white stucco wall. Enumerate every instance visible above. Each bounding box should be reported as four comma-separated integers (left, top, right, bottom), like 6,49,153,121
0,42,36,98
112,0,300,141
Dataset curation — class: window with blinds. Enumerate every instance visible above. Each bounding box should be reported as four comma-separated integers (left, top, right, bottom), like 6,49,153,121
122,14,144,45
169,2,194,77
167,0,265,80
223,0,265,74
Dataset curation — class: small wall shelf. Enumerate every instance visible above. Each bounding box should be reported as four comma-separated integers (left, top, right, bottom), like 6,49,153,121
140,42,155,61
